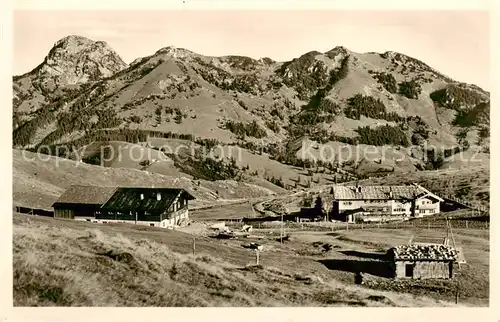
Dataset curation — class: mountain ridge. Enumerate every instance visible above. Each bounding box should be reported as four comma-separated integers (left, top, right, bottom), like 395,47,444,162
12,35,490,186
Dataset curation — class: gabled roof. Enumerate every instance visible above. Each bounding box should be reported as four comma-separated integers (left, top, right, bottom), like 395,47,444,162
101,187,195,212
52,185,195,211
332,184,443,201
389,244,458,261
52,185,117,206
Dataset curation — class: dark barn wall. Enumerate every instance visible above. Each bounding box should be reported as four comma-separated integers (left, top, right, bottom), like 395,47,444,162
54,208,75,219
53,203,102,219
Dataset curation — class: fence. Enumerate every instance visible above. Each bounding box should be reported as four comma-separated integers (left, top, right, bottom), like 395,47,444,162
442,194,489,214
14,206,54,217
226,216,490,234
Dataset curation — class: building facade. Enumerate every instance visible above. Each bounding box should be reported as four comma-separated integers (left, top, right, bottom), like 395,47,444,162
52,185,195,228
329,184,443,223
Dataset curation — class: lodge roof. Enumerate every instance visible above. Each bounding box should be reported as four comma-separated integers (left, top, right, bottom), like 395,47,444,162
101,187,195,212
331,184,443,201
52,185,118,206
52,185,195,211
389,244,458,261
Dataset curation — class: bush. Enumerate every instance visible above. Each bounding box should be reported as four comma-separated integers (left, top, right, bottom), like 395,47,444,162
452,101,490,127
129,115,143,123
426,150,445,170
398,80,422,99
265,120,281,133
373,72,398,93
266,176,285,188
478,127,490,139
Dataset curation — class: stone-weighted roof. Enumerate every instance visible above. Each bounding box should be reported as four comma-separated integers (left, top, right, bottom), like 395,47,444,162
389,244,458,261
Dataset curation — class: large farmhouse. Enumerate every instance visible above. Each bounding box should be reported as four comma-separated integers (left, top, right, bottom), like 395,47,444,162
330,184,443,223
52,185,195,228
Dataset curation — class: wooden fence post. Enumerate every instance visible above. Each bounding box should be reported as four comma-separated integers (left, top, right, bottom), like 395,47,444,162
256,250,260,266
192,237,196,256
465,220,468,229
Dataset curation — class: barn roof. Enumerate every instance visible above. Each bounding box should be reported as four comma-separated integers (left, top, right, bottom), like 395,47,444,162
331,184,443,201
52,185,195,211
101,187,195,212
389,244,458,261
52,185,118,206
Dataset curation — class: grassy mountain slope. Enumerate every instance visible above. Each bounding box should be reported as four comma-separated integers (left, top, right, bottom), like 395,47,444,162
12,37,490,181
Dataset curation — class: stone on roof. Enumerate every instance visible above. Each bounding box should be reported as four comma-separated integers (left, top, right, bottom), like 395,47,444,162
390,244,458,261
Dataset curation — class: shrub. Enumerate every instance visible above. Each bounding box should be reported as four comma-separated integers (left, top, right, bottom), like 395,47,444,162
452,101,490,127
478,127,490,139
155,107,162,123
266,176,285,188
398,80,422,99
426,150,445,170
373,72,398,93
265,120,281,133
270,108,284,120
129,115,143,123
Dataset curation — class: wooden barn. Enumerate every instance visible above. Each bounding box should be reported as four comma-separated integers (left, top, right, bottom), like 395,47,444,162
52,185,195,228
387,244,458,279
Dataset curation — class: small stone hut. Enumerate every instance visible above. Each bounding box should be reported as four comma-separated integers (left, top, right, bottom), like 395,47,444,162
387,244,458,279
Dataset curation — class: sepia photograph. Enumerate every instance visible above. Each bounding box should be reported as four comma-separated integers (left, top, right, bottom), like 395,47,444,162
7,1,494,313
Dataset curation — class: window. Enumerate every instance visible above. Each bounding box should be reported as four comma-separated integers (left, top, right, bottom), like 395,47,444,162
405,264,414,277
150,223,155,227
344,201,352,206
429,209,435,213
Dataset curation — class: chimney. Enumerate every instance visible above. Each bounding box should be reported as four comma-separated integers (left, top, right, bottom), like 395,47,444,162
157,192,161,200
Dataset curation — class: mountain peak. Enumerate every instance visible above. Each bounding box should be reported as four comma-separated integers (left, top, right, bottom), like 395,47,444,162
23,34,129,87
155,46,195,59
53,35,97,47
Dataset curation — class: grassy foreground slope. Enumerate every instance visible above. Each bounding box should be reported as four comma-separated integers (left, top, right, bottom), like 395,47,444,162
13,214,458,307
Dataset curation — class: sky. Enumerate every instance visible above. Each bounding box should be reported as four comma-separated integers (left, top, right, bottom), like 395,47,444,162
13,10,490,90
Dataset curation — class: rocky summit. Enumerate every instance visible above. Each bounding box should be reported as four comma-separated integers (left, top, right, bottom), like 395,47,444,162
13,35,127,113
